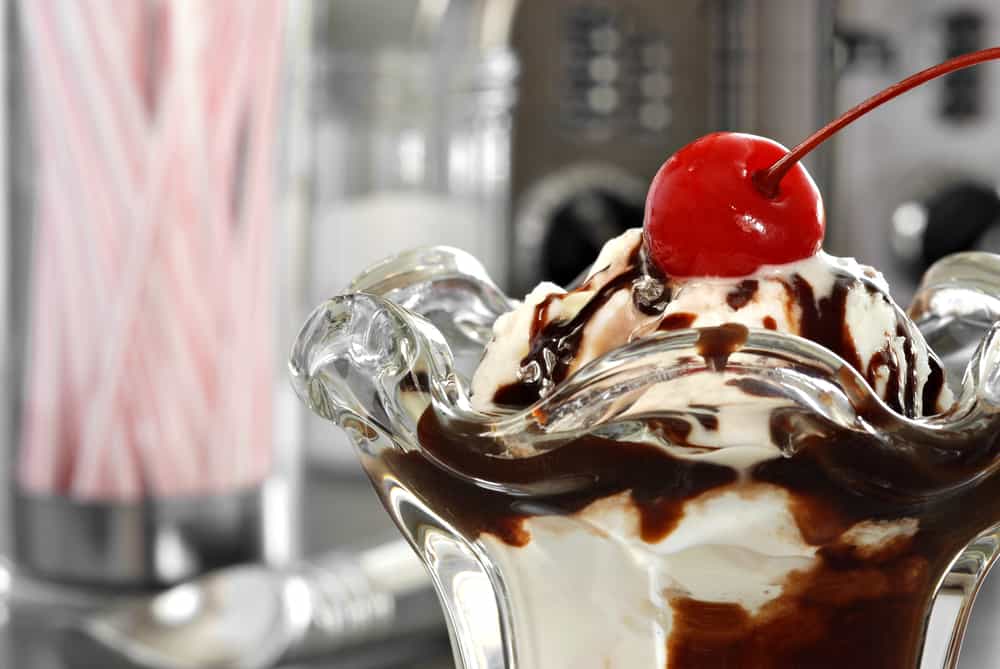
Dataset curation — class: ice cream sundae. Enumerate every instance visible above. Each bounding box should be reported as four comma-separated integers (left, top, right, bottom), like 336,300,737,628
292,48,1000,668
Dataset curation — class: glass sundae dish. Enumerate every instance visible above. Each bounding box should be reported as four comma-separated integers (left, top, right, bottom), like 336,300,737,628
290,50,1000,668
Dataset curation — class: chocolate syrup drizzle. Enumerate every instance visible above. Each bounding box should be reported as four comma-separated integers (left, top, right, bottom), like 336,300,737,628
398,244,967,667
495,243,647,406
497,240,947,416
658,312,696,331
726,279,759,310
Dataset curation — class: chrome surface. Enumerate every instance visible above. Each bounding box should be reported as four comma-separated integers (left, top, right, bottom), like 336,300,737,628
79,540,439,669
13,481,293,589
832,0,1000,300
509,0,835,289
0,473,454,669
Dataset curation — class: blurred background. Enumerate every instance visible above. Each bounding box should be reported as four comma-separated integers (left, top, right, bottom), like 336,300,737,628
2,1,1000,668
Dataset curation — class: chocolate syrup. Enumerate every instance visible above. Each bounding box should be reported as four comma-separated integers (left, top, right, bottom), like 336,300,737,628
726,279,759,310
493,381,546,408
867,349,899,411
786,273,942,417
687,404,720,430
788,274,863,372
696,322,748,371
646,411,724,446
922,359,946,413
725,376,788,398
494,242,647,407
658,312,696,331
902,325,919,417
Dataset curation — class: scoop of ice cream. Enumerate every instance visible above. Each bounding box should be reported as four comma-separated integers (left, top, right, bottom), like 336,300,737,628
471,229,951,418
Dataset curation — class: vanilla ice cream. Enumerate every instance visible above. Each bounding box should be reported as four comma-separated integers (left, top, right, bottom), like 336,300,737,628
472,229,951,420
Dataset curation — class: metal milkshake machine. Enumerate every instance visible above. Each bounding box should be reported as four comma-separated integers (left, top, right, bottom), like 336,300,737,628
507,0,837,291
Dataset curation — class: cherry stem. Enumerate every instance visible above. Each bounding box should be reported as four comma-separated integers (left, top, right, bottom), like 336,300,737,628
753,46,1000,199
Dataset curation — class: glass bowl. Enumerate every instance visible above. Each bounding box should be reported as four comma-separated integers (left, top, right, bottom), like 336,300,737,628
290,247,1000,669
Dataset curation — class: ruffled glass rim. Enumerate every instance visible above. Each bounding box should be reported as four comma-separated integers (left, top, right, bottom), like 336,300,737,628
290,246,1000,500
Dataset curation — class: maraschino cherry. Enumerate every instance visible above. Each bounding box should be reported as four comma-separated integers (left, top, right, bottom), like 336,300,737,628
644,47,1000,278
644,132,822,277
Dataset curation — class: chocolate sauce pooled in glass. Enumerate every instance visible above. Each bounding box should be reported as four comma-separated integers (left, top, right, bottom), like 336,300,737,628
397,361,1000,668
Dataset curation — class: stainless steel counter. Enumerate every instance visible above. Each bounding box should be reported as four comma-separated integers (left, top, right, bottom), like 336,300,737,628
0,466,455,669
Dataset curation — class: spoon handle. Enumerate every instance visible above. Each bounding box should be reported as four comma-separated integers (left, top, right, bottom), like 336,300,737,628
290,539,444,660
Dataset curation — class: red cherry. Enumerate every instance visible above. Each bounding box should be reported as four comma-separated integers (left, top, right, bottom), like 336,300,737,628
643,47,1000,278
643,132,823,277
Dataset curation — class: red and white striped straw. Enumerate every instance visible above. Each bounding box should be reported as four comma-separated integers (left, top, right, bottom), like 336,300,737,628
18,0,284,500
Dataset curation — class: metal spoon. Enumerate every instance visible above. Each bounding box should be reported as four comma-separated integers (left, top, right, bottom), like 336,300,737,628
74,540,443,669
